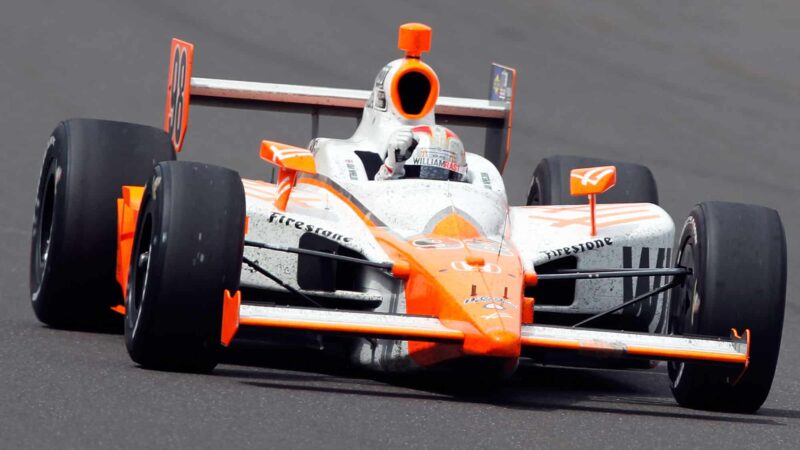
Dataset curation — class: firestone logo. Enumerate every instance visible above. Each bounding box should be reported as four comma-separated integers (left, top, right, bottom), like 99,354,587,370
268,212,352,243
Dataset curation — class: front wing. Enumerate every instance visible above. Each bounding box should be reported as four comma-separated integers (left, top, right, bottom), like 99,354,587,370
221,291,749,367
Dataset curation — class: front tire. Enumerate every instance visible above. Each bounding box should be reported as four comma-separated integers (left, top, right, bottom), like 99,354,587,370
668,201,786,413
125,161,246,372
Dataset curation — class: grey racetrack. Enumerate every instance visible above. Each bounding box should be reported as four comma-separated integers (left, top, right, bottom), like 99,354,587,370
2,0,799,448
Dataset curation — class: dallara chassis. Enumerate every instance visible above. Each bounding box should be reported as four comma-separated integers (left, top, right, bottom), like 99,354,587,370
31,23,786,413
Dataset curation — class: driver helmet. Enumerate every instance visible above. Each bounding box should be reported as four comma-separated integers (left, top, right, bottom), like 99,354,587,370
404,125,467,181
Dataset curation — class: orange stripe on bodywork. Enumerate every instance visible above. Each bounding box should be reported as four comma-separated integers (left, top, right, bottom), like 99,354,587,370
527,208,653,227
243,180,320,209
221,289,241,347
273,170,298,212
116,185,145,299
297,177,378,226
243,179,322,201
239,316,465,342
594,215,660,228
526,203,652,213
624,346,748,364
520,332,749,364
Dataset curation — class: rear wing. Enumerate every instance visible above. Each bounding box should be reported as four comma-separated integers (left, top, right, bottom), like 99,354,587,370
163,38,516,173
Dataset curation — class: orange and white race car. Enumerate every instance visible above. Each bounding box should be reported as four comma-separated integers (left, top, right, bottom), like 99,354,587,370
30,23,786,413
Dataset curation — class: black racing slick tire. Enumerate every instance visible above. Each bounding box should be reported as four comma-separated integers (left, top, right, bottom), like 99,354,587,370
526,155,658,206
125,161,246,372
30,119,175,330
526,155,660,334
668,202,786,413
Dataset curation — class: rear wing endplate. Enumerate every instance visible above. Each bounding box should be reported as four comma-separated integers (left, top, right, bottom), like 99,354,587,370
163,38,516,172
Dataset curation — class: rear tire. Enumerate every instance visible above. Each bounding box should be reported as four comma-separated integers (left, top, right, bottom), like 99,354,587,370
526,155,660,333
668,201,786,413
526,155,658,206
125,161,246,372
30,119,175,330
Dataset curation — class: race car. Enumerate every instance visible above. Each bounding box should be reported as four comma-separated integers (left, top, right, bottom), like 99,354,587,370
30,23,786,413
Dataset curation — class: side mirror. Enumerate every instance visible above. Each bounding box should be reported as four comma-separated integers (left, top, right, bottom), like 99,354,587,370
570,166,616,196
569,166,617,236
260,140,317,211
260,140,316,174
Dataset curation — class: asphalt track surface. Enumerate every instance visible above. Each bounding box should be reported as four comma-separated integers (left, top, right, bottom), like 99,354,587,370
2,0,799,448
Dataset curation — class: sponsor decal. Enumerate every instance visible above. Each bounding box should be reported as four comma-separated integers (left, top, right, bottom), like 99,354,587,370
375,89,387,111
490,65,512,103
481,312,512,320
345,159,358,180
451,260,501,274
623,246,672,327
571,167,614,187
268,212,352,243
372,67,390,112
541,237,613,261
413,147,452,159
167,44,188,149
411,237,463,249
410,148,465,174
480,172,492,190
375,65,390,87
410,157,462,173
464,296,518,309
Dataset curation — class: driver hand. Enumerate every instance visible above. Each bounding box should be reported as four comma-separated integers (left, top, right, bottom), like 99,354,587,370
388,129,415,163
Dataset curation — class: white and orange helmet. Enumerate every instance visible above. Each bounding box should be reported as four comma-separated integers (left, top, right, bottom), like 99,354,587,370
404,125,468,181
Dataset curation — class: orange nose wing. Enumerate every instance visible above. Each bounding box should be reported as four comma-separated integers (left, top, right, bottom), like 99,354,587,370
570,166,617,196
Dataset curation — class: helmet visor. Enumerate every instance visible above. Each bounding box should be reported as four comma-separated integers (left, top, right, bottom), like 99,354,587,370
404,164,465,181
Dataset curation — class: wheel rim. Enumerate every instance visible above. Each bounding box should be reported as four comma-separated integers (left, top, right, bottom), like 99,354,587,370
670,243,696,334
33,160,57,288
668,235,699,383
128,212,153,336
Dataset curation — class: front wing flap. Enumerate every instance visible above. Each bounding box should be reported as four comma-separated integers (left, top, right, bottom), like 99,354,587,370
221,291,749,367
520,324,749,365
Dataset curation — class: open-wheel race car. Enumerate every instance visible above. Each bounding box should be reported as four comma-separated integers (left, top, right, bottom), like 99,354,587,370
31,23,786,413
